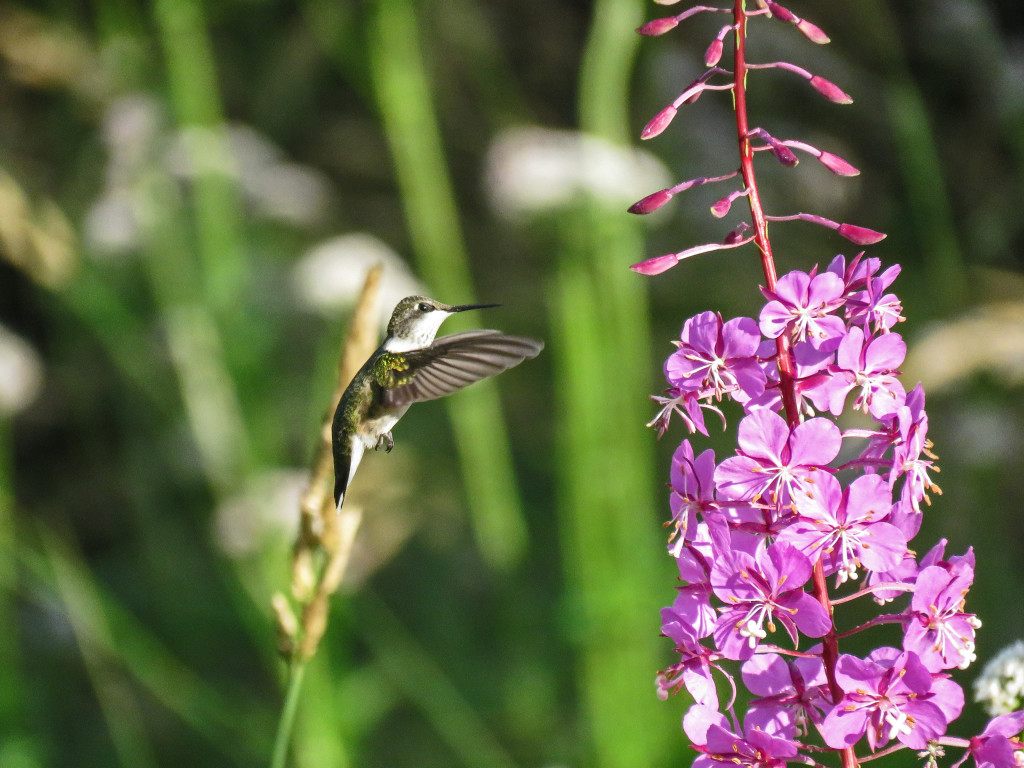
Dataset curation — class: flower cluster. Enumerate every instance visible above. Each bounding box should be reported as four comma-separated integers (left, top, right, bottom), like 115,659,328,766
654,258,1000,761
630,2,1024,767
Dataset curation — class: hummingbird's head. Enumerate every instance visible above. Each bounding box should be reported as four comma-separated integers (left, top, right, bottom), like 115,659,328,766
385,296,499,351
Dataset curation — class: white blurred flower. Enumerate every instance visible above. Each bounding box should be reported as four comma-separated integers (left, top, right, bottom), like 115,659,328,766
292,233,423,329
213,468,306,557
974,639,1024,716
83,188,140,256
85,99,333,257
0,325,43,416
485,126,672,218
84,94,164,258
169,124,333,227
102,94,164,177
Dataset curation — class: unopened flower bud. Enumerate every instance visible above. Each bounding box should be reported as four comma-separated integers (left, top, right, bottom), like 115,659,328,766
637,16,679,36
710,195,734,218
629,188,674,214
705,38,724,67
818,151,859,176
642,105,678,140
631,253,680,275
771,145,799,167
723,222,752,244
765,1,796,22
838,223,886,245
797,19,830,44
810,76,853,104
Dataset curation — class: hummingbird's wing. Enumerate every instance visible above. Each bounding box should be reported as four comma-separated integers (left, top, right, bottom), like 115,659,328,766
380,330,543,408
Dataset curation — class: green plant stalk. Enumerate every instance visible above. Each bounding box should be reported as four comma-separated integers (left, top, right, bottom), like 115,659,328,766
551,224,671,768
366,0,528,569
134,160,249,495
292,650,366,768
152,0,248,316
131,154,270,677
270,661,307,768
550,0,673,766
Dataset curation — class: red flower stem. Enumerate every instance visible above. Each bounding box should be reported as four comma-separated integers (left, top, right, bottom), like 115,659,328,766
732,5,857,767
731,2,799,426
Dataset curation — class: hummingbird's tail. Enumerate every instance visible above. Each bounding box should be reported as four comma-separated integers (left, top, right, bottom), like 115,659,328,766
334,438,365,512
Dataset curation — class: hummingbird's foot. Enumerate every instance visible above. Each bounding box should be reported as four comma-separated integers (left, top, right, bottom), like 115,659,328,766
375,432,395,453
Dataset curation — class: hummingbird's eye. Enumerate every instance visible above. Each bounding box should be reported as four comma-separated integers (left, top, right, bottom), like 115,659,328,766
418,302,432,312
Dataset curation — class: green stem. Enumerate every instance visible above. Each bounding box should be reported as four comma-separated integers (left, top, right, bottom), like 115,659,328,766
152,0,248,314
270,662,307,768
551,0,673,766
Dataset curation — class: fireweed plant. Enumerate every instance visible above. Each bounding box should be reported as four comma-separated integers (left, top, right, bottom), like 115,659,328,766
628,3,1024,768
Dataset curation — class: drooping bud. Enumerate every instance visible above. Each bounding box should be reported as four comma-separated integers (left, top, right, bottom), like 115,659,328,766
764,1,797,22
797,19,830,44
749,128,799,167
631,253,680,275
723,222,753,244
642,105,678,140
710,189,748,218
710,196,733,218
637,16,679,36
810,76,853,104
838,223,886,245
705,38,724,67
818,151,860,176
629,188,675,215
770,144,799,167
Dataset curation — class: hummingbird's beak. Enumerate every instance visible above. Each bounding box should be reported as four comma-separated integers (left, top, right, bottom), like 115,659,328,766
448,302,500,313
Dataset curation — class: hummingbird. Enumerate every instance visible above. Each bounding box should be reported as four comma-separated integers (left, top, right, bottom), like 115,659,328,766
331,295,544,510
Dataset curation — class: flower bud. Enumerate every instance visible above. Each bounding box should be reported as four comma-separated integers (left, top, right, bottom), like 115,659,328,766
765,1,796,22
818,151,859,176
797,19,830,44
710,195,734,218
637,16,679,36
810,76,853,104
629,188,674,214
838,223,886,245
705,38,724,67
723,222,752,244
642,105,678,140
771,144,799,167
631,253,680,275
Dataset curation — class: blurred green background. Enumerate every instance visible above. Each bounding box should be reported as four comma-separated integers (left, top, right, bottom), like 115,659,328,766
2,1,1024,766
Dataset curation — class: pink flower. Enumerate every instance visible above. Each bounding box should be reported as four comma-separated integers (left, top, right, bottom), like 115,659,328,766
714,410,841,505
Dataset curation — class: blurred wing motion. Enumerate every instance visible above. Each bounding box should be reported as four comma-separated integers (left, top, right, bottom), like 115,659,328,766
381,330,544,408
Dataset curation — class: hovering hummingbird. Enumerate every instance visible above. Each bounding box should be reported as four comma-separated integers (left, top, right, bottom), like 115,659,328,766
331,296,544,510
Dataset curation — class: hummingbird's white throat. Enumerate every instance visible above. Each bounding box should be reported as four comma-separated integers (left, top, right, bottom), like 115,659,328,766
381,309,453,353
